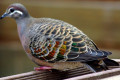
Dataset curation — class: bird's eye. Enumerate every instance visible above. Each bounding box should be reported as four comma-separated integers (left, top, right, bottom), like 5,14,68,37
10,8,15,12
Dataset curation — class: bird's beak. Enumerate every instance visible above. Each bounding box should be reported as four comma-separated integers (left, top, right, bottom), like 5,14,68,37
0,12,9,19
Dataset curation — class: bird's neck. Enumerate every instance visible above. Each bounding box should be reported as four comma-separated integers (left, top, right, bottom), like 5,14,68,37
16,17,32,42
16,17,33,52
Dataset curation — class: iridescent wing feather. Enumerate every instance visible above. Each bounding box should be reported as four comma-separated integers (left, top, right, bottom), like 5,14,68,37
29,18,112,63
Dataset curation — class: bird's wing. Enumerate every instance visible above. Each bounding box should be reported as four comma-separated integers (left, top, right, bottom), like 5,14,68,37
29,18,112,63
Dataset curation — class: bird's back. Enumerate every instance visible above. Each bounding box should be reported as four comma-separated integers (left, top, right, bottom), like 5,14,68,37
1,3,119,72
27,18,110,63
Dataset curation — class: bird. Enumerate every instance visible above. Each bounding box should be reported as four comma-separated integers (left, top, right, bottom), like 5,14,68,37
0,3,119,72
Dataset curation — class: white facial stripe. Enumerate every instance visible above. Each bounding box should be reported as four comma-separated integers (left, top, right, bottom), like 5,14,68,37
9,10,23,16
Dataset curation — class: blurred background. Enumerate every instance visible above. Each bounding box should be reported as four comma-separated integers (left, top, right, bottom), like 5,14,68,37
0,0,120,77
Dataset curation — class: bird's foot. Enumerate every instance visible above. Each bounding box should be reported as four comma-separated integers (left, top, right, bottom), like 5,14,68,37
34,66,52,71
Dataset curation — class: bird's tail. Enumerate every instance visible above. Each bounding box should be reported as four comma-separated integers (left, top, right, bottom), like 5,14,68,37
85,58,119,72
103,58,119,66
85,60,108,72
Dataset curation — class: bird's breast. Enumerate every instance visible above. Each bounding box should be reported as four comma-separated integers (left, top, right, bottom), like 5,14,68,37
17,26,31,53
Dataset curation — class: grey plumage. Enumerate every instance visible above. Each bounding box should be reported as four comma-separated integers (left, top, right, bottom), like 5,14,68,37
0,3,119,72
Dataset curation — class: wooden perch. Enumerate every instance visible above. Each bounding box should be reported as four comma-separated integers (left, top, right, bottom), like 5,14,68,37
0,59,120,80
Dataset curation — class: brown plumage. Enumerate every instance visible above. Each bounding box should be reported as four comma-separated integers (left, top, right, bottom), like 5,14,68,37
0,3,119,72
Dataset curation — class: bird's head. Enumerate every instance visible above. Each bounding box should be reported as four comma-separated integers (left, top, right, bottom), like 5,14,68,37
0,3,30,20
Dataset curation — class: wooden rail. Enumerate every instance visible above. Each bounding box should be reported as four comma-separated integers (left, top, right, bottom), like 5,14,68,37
0,59,120,80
